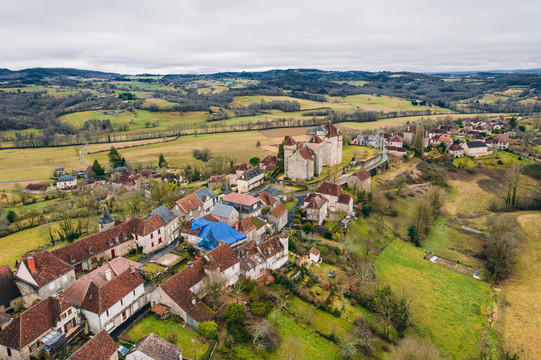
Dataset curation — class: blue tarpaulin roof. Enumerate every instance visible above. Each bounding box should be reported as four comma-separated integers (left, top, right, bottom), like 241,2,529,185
197,221,246,251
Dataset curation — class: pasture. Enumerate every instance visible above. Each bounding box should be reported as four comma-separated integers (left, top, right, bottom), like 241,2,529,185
330,94,452,113
375,240,493,359
496,212,541,358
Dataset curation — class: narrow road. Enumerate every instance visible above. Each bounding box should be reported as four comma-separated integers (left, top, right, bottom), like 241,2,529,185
80,142,90,166
0,178,53,184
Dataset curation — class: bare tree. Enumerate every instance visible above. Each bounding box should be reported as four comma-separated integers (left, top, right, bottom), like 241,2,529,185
502,163,521,210
246,318,281,352
390,337,444,360
339,333,358,359
354,318,377,353
203,272,229,310
484,215,520,280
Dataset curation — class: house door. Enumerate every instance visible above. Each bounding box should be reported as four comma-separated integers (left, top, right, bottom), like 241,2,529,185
75,264,83,273
122,311,127,321
111,249,116,258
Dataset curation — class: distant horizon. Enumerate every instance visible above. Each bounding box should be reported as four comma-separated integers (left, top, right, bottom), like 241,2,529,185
3,65,541,77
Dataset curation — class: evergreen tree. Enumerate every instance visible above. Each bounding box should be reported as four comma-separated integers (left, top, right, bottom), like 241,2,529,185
158,154,168,168
249,157,260,167
91,159,105,176
413,124,425,157
277,136,289,172
108,146,123,168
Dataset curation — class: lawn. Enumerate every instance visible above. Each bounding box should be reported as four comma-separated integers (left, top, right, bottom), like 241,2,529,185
375,240,493,359
236,308,341,360
497,212,541,358
0,224,55,267
125,315,209,359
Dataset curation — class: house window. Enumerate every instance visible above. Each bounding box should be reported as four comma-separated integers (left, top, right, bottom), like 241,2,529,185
133,290,136,296
121,299,124,306
106,309,110,317
135,235,138,240
158,229,161,235
151,233,154,239
7,348,11,357
151,242,154,247
29,342,38,352
158,238,162,244
68,309,72,315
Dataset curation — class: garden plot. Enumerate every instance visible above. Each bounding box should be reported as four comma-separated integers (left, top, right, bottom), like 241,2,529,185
426,254,487,281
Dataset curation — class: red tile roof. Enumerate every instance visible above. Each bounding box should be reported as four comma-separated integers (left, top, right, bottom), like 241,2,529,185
208,175,225,183
271,202,287,219
131,215,163,236
304,193,327,209
315,182,343,197
19,251,73,287
351,170,371,182
449,144,464,151
0,297,72,350
174,193,203,214
229,163,249,174
438,136,452,142
75,269,144,314
324,122,340,137
259,192,277,206
236,217,257,235
308,135,323,143
389,135,403,143
223,193,260,207
25,183,48,191
284,137,296,146
298,147,314,161
68,330,118,360
133,333,183,360
52,221,133,267
338,193,352,205
310,247,320,256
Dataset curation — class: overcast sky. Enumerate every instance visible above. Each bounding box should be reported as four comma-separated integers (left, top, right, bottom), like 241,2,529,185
1,0,540,74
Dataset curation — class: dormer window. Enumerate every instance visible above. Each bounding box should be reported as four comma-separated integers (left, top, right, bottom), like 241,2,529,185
115,236,120,243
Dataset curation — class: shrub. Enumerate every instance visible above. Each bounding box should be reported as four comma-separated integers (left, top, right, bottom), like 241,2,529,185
199,321,218,339
224,303,246,325
251,300,274,318
302,222,315,233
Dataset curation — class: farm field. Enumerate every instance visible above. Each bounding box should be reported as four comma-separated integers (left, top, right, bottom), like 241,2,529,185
329,94,453,113
0,224,54,267
375,239,494,359
230,95,349,110
59,109,208,130
496,212,541,359
0,86,88,97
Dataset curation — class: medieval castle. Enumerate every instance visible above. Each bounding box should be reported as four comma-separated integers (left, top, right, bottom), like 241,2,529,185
284,122,343,181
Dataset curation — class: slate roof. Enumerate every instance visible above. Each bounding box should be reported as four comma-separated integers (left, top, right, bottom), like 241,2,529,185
173,193,203,214
195,187,217,202
19,251,73,288
68,330,118,360
132,333,183,360
148,205,178,227
0,297,72,350
465,141,487,148
212,203,236,219
315,182,343,197
58,175,76,182
239,167,263,181
0,265,21,308
98,207,115,225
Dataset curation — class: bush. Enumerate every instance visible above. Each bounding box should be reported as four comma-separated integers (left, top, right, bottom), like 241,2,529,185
229,322,251,344
302,222,315,233
199,321,218,339
224,303,246,325
250,300,274,318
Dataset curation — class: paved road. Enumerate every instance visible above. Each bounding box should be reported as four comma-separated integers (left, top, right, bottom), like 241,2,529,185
80,142,90,166
0,178,53,184
336,148,389,185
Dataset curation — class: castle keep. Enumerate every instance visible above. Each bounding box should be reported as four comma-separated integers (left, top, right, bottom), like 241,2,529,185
284,122,343,181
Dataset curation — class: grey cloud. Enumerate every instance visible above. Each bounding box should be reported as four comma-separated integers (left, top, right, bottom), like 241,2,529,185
0,0,540,74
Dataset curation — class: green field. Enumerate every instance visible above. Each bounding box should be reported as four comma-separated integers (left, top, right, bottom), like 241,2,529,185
375,240,493,359
0,224,54,267
231,95,348,110
125,315,209,359
330,94,452,113
0,86,86,97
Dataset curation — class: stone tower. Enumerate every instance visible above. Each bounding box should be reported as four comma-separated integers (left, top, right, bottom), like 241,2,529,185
98,207,115,232
283,136,297,172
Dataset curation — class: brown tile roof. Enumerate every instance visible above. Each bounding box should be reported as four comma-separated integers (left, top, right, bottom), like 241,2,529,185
310,247,320,256
158,245,240,323
338,193,352,205
68,329,118,360
235,235,286,272
229,163,249,174
351,170,371,182
389,135,403,143
151,304,169,316
315,182,343,197
283,137,296,146
131,215,163,236
298,147,314,161
19,251,73,287
324,122,340,137
308,135,323,143
236,217,256,235
0,265,21,308
223,193,260,207
75,269,143,314
208,175,225,183
25,183,48,191
133,333,183,360
258,235,285,259
438,136,452,142
261,156,277,165
260,192,277,206
449,144,464,151
174,193,203,214
52,221,133,266
113,174,137,185
0,297,72,350
271,202,287,219
388,146,407,152
304,193,327,210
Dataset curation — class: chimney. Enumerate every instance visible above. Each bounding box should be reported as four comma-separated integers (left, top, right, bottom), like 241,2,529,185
191,298,196,305
130,265,135,273
28,257,36,273
126,216,131,222
105,269,112,281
